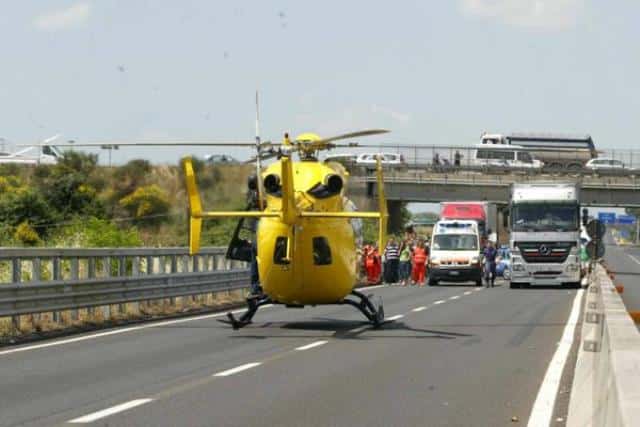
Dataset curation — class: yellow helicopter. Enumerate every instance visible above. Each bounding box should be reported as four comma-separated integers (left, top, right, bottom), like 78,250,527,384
183,129,390,328
33,122,391,328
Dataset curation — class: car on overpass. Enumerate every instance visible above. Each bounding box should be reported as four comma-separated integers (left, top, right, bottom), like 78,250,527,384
204,154,239,164
585,157,632,172
323,153,357,168
355,152,406,170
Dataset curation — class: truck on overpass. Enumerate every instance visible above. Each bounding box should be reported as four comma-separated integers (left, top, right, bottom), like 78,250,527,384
481,132,597,172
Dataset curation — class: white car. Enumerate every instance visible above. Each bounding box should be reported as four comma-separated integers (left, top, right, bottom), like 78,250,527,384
355,153,405,168
471,144,543,169
585,158,627,171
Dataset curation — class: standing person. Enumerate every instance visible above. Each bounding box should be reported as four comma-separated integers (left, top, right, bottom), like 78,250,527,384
483,240,498,287
364,245,379,285
454,150,462,167
398,241,412,286
412,239,428,286
384,238,400,284
372,246,382,284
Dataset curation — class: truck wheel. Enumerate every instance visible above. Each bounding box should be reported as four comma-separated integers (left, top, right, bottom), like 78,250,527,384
428,278,438,287
475,279,482,287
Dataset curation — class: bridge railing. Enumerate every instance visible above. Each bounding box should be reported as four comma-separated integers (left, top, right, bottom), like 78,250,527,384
567,264,640,426
0,247,249,333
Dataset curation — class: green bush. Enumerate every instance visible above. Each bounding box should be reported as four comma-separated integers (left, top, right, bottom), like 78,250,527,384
14,222,40,245
119,185,171,225
0,187,55,235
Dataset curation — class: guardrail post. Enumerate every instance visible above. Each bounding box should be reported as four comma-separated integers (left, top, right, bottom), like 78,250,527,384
10,258,21,333
70,258,79,321
11,258,21,284
30,258,42,326
87,258,97,318
88,258,96,279
32,258,41,282
132,256,140,276
117,256,127,315
103,257,111,277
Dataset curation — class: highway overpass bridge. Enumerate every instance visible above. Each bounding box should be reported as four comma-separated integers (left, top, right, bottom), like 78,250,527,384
349,170,640,207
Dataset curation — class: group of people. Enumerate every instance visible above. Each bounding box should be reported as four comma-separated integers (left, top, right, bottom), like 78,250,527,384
433,151,463,168
362,226,431,286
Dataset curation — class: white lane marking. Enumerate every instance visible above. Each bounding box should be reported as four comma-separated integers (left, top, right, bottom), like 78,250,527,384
463,291,473,296
360,284,387,290
527,289,584,427
387,314,404,321
449,295,460,300
412,306,427,312
474,288,483,292
69,399,153,423
213,362,262,377
0,306,273,357
348,325,369,334
433,300,446,305
295,340,328,351
628,254,640,265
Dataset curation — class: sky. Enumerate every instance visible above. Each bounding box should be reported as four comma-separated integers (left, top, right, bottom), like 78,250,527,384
1,0,639,166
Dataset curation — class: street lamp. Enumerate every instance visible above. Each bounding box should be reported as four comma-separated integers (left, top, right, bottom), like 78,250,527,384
100,144,119,167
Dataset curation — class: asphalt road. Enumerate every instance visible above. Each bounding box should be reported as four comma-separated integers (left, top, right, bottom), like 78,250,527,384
0,281,581,427
603,242,640,316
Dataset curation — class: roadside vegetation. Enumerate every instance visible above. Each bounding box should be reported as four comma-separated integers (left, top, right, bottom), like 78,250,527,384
0,152,251,248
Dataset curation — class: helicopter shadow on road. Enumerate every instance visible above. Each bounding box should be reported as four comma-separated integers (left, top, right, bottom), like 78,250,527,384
229,318,474,341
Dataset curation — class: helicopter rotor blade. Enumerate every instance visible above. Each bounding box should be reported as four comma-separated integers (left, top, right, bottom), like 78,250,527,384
312,129,389,145
20,141,260,148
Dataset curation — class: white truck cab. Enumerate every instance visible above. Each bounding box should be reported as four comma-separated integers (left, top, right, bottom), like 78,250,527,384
508,183,582,288
428,220,482,287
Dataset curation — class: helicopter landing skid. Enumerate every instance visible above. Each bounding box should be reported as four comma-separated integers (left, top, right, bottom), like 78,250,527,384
220,294,272,330
341,289,385,327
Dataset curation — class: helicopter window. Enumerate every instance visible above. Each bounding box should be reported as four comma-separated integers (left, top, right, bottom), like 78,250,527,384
312,237,332,265
273,236,289,264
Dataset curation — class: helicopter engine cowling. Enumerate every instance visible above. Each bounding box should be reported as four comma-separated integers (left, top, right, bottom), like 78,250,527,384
264,174,281,195
324,174,343,195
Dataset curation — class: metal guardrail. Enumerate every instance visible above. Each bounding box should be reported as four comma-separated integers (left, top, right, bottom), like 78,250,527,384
0,270,249,317
338,144,640,172
567,264,640,426
0,247,240,284
0,247,249,325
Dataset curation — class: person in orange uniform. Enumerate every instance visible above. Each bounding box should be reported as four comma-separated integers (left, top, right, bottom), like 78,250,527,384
364,245,379,285
372,246,382,284
411,239,428,286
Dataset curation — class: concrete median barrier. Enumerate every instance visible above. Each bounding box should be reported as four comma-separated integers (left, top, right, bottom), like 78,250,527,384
567,264,640,426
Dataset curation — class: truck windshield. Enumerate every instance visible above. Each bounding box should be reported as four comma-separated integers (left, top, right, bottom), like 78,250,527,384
432,234,478,251
512,203,579,232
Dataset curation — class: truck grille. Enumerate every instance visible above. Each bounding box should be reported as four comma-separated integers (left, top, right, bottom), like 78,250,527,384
516,241,575,264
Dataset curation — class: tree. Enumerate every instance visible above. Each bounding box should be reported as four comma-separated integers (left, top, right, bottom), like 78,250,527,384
0,187,55,235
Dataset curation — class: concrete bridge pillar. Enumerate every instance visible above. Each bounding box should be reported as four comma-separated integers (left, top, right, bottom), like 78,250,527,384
387,201,405,235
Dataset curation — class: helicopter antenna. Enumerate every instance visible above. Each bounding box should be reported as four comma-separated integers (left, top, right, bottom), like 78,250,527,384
254,91,265,210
